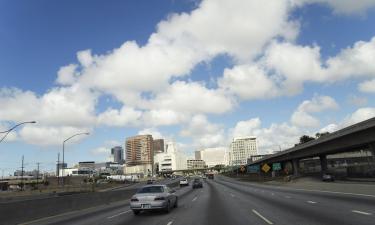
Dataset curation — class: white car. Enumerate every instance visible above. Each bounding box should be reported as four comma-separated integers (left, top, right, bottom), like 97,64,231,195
179,178,189,186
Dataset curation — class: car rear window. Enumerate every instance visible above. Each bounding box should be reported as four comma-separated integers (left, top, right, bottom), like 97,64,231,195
137,186,164,193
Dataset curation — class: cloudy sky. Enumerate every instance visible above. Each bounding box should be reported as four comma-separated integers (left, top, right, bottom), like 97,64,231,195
1,0,375,174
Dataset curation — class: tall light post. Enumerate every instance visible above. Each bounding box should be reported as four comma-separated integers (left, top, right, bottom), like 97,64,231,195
0,121,36,143
61,132,90,187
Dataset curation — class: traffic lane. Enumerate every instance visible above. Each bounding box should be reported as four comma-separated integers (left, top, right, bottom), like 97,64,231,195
215,177,375,225
22,183,190,225
218,175,375,209
108,183,208,225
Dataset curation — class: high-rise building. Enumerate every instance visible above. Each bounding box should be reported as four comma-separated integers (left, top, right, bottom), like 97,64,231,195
229,136,258,166
153,139,164,155
196,147,227,167
111,146,124,164
126,135,153,166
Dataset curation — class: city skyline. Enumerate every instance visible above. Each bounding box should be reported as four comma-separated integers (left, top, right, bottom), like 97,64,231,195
1,0,375,175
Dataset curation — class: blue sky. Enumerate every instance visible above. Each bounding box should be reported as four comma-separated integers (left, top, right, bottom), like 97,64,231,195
1,0,375,175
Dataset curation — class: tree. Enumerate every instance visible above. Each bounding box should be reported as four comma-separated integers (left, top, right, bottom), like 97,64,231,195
295,135,315,146
315,132,330,138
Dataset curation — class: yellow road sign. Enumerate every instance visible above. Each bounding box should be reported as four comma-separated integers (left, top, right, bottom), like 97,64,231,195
262,163,271,173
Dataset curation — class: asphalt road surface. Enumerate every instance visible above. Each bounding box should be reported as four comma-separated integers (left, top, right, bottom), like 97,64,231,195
21,175,375,225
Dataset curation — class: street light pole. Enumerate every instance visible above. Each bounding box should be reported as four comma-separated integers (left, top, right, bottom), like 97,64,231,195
61,132,90,187
0,121,36,143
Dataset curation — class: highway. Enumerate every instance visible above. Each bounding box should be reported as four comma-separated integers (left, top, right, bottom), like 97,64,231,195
21,175,375,225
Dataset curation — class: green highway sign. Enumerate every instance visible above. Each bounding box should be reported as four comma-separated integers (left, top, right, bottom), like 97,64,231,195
272,163,282,171
247,165,260,173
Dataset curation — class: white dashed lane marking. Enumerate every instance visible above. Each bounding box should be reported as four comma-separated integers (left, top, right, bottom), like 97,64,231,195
192,196,198,202
352,210,372,216
107,210,131,219
307,201,317,204
252,209,273,224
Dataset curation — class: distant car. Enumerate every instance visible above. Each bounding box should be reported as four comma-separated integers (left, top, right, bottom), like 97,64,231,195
130,185,178,215
192,178,203,189
322,173,335,182
179,178,189,186
146,179,154,184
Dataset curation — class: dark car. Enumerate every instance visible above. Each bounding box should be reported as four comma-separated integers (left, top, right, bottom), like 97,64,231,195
192,178,203,189
322,173,335,182
146,179,154,184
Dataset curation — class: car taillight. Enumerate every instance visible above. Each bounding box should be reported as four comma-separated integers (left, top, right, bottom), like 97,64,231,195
131,198,139,202
154,196,165,200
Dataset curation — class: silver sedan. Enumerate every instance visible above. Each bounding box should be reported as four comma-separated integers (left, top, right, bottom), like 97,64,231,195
130,185,178,215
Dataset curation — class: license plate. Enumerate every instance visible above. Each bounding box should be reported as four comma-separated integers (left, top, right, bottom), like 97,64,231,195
141,204,151,209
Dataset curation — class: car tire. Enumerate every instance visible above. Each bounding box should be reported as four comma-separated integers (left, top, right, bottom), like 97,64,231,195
164,201,171,213
133,210,140,215
174,197,178,208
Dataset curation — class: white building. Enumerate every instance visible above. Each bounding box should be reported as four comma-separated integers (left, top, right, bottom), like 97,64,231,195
154,141,187,173
229,136,258,166
195,147,228,167
187,159,206,169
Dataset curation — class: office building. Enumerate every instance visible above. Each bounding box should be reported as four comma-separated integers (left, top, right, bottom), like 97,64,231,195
125,135,153,176
126,135,153,165
111,146,124,164
187,159,206,169
229,136,258,166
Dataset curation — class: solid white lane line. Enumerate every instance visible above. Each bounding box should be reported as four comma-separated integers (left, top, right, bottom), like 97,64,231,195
192,196,198,202
252,209,273,224
107,210,131,219
167,221,173,225
352,210,372,216
230,193,235,197
307,201,317,204
290,188,375,198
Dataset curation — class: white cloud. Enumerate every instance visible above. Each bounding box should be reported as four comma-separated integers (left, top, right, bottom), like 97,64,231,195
231,118,261,138
90,147,110,156
347,94,368,107
295,0,375,15
359,79,375,93
256,37,375,97
147,81,234,115
291,95,339,128
97,106,142,127
218,65,279,100
19,125,91,146
341,107,375,127
138,128,164,140
56,64,78,85
142,109,189,126
180,115,225,148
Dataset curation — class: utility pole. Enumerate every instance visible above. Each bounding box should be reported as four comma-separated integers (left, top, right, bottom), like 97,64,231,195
36,162,40,188
57,153,60,185
21,155,24,191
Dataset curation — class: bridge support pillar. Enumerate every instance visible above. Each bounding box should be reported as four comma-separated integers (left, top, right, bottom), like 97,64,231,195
292,159,299,176
370,143,375,156
319,155,328,174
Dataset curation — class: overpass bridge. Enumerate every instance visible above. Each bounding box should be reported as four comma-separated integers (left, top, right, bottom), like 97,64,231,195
248,117,375,176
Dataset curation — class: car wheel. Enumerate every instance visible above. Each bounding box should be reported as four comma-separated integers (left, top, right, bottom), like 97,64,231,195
174,197,178,208
133,210,140,215
164,201,171,213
